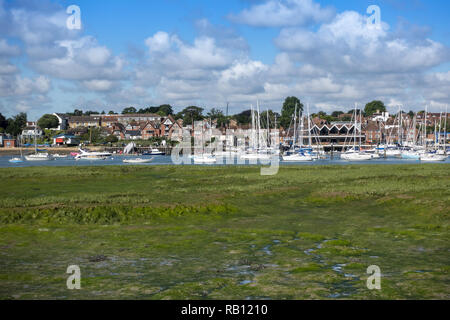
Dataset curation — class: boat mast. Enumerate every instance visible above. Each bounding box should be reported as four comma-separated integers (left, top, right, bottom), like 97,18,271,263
353,103,357,150
256,100,260,150
299,110,304,149
34,123,37,154
292,103,298,151
359,104,362,150
399,106,403,146
307,103,312,147
424,105,428,151
267,108,270,148
250,104,255,150
444,105,448,153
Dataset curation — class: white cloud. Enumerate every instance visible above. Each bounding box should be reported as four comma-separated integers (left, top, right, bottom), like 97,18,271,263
82,79,114,92
1,0,449,117
0,39,20,56
275,11,449,73
229,0,335,27
145,31,173,53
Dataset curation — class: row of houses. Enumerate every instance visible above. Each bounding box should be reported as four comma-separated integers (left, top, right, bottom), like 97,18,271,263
52,113,184,143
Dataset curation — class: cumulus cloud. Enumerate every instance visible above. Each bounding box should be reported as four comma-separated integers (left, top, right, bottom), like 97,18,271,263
229,0,335,27
1,0,449,117
275,11,450,73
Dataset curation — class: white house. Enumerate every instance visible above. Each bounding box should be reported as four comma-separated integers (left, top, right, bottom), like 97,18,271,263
53,113,69,130
22,126,43,138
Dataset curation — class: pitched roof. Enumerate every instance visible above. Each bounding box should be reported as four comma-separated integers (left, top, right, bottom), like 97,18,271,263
125,130,141,136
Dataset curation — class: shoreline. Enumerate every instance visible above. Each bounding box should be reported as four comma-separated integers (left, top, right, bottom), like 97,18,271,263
0,146,106,156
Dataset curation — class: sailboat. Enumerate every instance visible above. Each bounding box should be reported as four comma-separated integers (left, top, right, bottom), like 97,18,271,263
9,136,24,163
25,126,53,161
123,157,154,164
240,101,271,160
194,120,216,164
341,104,372,161
419,153,447,161
282,103,313,162
419,105,448,162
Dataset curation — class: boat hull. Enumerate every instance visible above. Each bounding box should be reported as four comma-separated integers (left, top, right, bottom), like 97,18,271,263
193,156,217,164
282,154,313,162
123,158,154,164
341,153,372,161
420,154,447,161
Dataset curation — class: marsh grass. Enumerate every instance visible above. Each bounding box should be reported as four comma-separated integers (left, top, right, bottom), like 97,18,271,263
0,164,448,299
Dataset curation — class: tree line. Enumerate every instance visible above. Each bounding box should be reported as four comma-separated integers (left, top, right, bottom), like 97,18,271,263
2,98,434,138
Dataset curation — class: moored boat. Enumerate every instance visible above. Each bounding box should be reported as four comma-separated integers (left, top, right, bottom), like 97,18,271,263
420,154,447,162
341,152,372,161
75,148,112,160
53,153,68,158
143,148,165,156
9,157,24,163
401,150,420,160
282,152,313,162
25,153,53,161
193,154,217,164
123,157,154,164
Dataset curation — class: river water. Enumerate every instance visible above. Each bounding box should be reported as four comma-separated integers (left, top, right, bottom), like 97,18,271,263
1,154,449,168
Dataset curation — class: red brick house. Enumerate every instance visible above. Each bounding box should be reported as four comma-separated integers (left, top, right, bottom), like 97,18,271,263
140,121,159,139
160,115,183,141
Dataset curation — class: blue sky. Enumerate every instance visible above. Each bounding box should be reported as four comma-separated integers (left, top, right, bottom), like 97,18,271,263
56,0,450,63
1,0,449,119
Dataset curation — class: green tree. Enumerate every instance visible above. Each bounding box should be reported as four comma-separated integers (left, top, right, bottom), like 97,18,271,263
347,109,363,115
260,110,280,129
84,111,99,116
176,106,204,125
158,104,173,116
0,112,7,130
364,100,386,116
37,114,59,129
280,96,303,129
234,109,252,125
122,107,137,114
71,109,83,116
331,111,344,118
105,134,118,143
207,108,230,128
108,110,117,115
206,108,224,120
6,112,27,136
341,115,352,121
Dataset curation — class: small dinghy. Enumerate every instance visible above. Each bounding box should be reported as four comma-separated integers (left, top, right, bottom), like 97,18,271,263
53,154,68,158
420,154,447,162
123,157,154,164
9,157,24,163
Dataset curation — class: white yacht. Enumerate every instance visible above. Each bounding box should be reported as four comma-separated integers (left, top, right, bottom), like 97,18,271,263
282,153,313,162
123,157,154,164
420,153,447,162
25,153,53,161
341,152,372,161
75,148,112,160
193,154,217,164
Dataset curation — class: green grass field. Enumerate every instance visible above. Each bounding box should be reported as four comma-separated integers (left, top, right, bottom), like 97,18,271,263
0,164,449,299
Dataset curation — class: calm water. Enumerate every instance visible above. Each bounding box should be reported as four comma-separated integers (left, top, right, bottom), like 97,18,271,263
1,154,449,168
